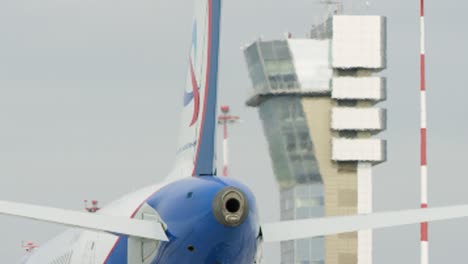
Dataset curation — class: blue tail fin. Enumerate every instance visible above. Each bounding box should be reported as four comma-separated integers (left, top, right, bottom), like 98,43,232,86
174,0,222,177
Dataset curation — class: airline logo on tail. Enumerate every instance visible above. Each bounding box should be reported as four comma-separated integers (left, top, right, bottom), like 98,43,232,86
184,22,200,127
177,0,220,177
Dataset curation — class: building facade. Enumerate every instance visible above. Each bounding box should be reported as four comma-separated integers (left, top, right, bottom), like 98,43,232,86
244,15,387,264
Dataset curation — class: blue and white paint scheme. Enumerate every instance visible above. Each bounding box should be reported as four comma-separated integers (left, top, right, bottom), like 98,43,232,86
176,0,222,178
5,0,261,262
2,0,468,263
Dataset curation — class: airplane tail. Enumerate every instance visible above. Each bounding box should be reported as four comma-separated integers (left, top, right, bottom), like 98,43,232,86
173,0,222,178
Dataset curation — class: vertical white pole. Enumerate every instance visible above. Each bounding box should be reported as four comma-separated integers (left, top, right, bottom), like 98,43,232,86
358,162,373,264
420,0,429,263
222,121,229,177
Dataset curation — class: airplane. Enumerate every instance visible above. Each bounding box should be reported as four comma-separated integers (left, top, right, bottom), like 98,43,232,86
2,0,468,263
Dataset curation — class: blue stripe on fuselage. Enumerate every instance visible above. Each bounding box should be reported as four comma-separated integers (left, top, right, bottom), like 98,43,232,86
103,237,128,264
193,0,222,176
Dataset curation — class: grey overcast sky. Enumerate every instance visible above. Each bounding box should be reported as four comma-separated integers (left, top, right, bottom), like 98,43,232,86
0,0,468,263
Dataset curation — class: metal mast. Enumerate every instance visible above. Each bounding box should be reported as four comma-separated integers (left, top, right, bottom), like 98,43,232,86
217,106,240,177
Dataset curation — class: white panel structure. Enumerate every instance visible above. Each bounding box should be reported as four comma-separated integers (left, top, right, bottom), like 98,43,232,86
288,39,332,93
332,77,386,101
357,162,373,264
358,163,373,214
332,139,386,162
332,16,387,69
358,229,373,264
332,108,386,131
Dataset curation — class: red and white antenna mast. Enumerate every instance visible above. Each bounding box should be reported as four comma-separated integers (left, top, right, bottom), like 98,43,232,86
22,241,38,252
420,0,428,263
84,200,100,213
217,106,240,177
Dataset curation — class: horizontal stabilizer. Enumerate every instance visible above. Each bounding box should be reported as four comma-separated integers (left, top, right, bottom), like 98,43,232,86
262,204,468,242
0,201,168,241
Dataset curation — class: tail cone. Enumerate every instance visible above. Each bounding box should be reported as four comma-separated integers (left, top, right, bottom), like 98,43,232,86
212,187,249,227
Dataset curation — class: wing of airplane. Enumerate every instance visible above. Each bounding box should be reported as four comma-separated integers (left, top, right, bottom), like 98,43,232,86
262,204,468,242
0,201,168,241
3,199,468,245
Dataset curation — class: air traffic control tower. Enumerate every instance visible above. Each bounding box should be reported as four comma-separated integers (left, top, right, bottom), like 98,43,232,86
244,15,387,264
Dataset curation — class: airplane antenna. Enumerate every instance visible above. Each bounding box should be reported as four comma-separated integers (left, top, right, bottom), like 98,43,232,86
419,0,429,264
217,106,240,177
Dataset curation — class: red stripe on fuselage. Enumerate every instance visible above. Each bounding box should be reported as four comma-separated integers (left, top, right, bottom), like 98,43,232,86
189,58,200,127
102,238,120,264
102,189,162,263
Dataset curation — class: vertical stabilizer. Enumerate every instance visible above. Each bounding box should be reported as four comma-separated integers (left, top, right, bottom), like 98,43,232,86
174,0,222,177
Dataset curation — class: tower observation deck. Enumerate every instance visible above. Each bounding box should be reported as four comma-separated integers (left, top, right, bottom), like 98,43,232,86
244,14,387,264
